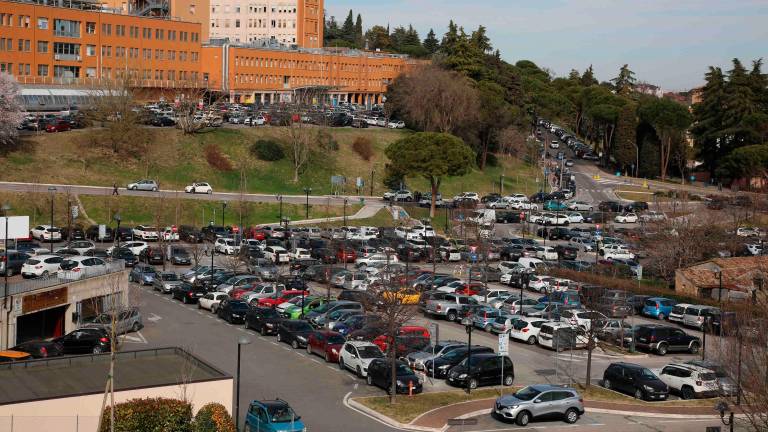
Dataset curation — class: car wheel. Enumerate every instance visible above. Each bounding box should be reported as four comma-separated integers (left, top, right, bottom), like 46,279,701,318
657,313,665,321
182,296,188,304
130,186,137,190
527,336,537,345
131,322,140,332
656,343,668,356
564,408,580,424
604,379,611,390
447,311,457,322
681,386,695,400
366,374,373,385
515,410,531,427
325,352,331,362
276,333,282,342
589,207,593,212
634,388,645,400
152,187,158,192
207,189,212,194
41,270,49,278
689,342,700,354
211,305,218,314
504,375,514,386
291,340,299,349
468,378,478,389
93,346,103,354
356,366,363,378
339,358,345,370
260,326,268,336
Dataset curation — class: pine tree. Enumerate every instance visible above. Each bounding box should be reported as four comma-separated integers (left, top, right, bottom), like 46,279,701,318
423,29,439,54
404,25,421,47
390,26,407,51
691,66,727,176
354,14,363,48
568,69,581,82
470,25,491,53
341,10,354,42
440,20,459,52
581,65,598,87
611,64,636,95
614,103,638,173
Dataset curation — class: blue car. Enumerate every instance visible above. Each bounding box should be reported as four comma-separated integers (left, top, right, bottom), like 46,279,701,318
543,200,568,211
129,264,157,285
245,399,305,432
641,297,677,320
538,290,582,308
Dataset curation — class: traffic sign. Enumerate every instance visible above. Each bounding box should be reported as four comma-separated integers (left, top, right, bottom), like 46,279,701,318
498,333,509,355
71,206,79,219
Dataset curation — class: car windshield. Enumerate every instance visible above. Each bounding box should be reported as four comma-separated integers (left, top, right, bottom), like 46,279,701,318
162,273,179,281
327,334,346,345
514,386,543,401
231,302,250,311
266,405,298,423
396,364,415,376
60,260,78,270
639,368,656,379
313,303,332,314
261,308,279,318
291,322,314,332
358,346,383,359
441,349,466,361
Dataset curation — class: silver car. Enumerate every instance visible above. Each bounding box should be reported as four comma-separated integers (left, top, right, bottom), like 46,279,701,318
80,308,143,334
494,384,584,426
404,340,464,371
127,179,159,191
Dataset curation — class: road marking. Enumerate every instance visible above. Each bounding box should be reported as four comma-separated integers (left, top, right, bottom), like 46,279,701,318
327,365,338,372
270,341,279,346
281,346,291,351
310,358,322,364
658,419,717,423
147,313,162,322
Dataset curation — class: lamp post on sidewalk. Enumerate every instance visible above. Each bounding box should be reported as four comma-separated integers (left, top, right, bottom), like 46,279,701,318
48,186,56,253
303,187,312,219
3,203,11,298
235,336,251,431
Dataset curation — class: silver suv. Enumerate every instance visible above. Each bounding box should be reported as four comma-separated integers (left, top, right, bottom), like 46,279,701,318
80,308,143,334
494,384,584,426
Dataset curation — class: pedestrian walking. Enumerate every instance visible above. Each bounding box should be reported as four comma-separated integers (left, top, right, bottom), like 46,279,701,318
112,182,119,196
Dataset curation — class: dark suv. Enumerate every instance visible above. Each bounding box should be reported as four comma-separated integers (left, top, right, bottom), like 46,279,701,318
366,359,423,394
178,225,204,243
424,345,494,379
1,251,31,276
245,306,283,335
633,324,701,356
447,352,514,389
598,201,623,212
603,362,669,400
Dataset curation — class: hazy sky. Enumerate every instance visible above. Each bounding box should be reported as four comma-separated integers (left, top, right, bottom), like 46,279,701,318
326,0,768,91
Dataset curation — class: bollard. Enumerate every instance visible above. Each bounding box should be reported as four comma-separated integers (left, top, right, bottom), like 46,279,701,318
409,381,413,397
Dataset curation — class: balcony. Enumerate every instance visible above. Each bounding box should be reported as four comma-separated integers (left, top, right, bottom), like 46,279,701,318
53,54,81,61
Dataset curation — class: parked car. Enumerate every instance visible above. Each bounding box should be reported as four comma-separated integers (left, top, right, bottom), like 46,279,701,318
198,292,229,313
655,363,719,399
244,399,306,432
447,352,514,389
603,362,669,401
642,297,676,320
424,345,494,379
276,319,315,349
184,182,213,194
10,340,63,358
80,308,143,334
366,359,423,394
171,282,206,304
494,384,584,426
126,179,159,192
129,264,157,285
633,324,701,355
152,271,182,293
306,330,346,362
216,299,251,324
30,225,62,242
54,328,112,354
168,247,192,265
338,341,384,377
21,254,62,278
58,256,107,280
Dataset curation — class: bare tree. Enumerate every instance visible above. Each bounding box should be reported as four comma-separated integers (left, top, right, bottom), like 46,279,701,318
497,126,528,159
174,89,224,134
282,89,325,183
96,274,127,432
0,72,24,151
386,64,480,134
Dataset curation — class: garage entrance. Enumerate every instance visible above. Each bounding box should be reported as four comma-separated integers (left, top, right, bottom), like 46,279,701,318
16,305,67,344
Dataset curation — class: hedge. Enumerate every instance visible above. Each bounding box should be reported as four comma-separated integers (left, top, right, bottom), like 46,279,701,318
99,397,193,432
193,403,236,432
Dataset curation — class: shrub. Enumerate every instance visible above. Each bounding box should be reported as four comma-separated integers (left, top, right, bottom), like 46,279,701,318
352,136,374,161
193,403,236,432
317,129,339,151
204,144,234,171
99,397,193,432
250,139,285,161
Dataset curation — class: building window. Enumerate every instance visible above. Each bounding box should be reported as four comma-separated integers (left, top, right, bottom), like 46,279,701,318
54,19,81,38
235,19,240,28
189,4,195,14
86,45,95,56
37,41,48,53
85,67,96,78
37,64,49,76
54,65,79,78
101,23,112,36
37,17,48,30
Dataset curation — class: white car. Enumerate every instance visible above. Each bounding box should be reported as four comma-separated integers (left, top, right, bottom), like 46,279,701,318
199,292,230,312
499,297,540,314
471,289,510,304
509,317,549,345
498,261,524,274
567,212,584,223
550,141,560,149
184,182,213,194
746,243,763,256
411,225,436,238
288,248,312,260
654,363,720,400
383,190,413,201
161,227,180,242
109,241,149,256
640,211,667,222
600,244,635,260
527,212,545,224
487,198,512,209
535,246,558,261
355,253,397,268
338,341,384,377
510,201,538,211
387,120,405,129
567,201,593,212
537,322,590,350
66,240,96,255
58,256,107,280
21,254,64,278
252,115,266,126
214,237,239,255
542,213,569,226
264,246,289,263
30,225,62,242
507,194,528,202
132,225,159,241
453,192,480,202
527,275,552,293
736,227,761,237
560,309,607,332
614,213,638,223
569,237,595,252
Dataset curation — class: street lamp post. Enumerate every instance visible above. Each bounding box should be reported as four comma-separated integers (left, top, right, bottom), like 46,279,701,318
343,198,348,270
221,201,228,227
48,186,56,253
715,401,735,432
276,195,283,224
235,336,251,431
461,317,474,394
3,203,11,298
209,221,215,272
114,213,122,255
303,188,312,219
370,170,375,196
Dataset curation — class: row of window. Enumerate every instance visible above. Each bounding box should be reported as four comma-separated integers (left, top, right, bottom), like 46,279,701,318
232,74,384,88
211,18,294,29
211,5,297,14
232,57,397,74
0,37,199,62
0,62,200,81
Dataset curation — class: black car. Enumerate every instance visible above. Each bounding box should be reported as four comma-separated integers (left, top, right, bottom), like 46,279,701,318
447,352,514,389
481,193,501,204
201,225,230,242
603,362,669,400
197,271,236,292
496,211,522,224
61,226,86,241
276,319,315,349
583,212,610,224
1,251,31,276
111,247,138,267
217,299,250,324
151,115,176,127
554,245,578,260
169,247,192,265
529,192,550,203
347,324,386,342
11,340,63,358
626,295,651,315
115,227,134,241
86,225,114,242
311,248,337,264
245,306,283,335
425,345,494,379
172,282,206,304
598,201,623,212
624,201,649,212
139,246,164,264
55,328,112,354
178,225,204,243
83,248,109,259
366,359,423,394
633,325,701,356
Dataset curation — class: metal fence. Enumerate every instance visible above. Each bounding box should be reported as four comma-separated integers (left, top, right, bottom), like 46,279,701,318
6,260,125,296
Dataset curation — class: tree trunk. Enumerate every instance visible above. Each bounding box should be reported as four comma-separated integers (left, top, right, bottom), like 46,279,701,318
429,177,440,219
585,344,593,388
293,166,300,183
480,134,489,171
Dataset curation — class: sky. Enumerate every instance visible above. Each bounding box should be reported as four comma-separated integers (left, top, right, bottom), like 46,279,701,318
326,0,768,91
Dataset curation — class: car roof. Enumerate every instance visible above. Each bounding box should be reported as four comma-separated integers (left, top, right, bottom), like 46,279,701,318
530,384,577,392
345,340,377,348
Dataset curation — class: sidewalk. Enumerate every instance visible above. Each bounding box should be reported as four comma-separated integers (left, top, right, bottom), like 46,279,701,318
262,203,386,226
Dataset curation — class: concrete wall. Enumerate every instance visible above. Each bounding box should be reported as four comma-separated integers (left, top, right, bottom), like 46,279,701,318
0,378,232,432
0,270,130,349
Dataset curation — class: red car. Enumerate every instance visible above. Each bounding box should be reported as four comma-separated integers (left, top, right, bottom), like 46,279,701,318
230,286,256,300
336,248,357,263
243,227,266,240
257,289,310,308
45,121,71,133
306,330,346,363
455,283,485,297
373,326,431,355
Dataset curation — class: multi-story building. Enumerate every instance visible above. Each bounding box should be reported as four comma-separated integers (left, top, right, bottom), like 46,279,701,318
209,0,322,48
0,0,408,109
102,0,211,41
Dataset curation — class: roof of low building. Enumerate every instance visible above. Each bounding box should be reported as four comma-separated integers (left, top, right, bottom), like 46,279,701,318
677,256,768,292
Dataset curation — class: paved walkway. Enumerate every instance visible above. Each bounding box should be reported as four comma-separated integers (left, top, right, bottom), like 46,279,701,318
263,203,388,226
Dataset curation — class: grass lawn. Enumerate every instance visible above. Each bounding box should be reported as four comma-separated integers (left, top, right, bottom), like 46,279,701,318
317,208,396,229
0,191,358,227
354,388,513,424
7,127,540,199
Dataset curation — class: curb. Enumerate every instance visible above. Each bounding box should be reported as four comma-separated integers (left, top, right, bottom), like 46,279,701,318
344,393,443,432
585,408,721,419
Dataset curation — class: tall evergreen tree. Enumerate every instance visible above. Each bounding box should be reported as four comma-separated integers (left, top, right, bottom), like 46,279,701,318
423,29,439,54
568,69,581,82
354,14,363,47
403,25,421,46
470,25,491,53
389,26,407,50
440,20,460,52
614,103,638,173
580,65,598,87
341,10,355,42
692,67,728,176
611,64,636,95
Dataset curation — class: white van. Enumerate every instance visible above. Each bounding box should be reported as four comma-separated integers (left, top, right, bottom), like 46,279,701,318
537,322,589,350
518,257,544,270
470,209,495,224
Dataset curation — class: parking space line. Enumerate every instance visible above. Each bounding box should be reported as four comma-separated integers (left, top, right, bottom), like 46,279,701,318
270,341,279,346
310,358,322,364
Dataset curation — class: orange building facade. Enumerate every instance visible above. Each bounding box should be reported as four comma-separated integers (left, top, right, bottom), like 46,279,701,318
0,0,410,107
